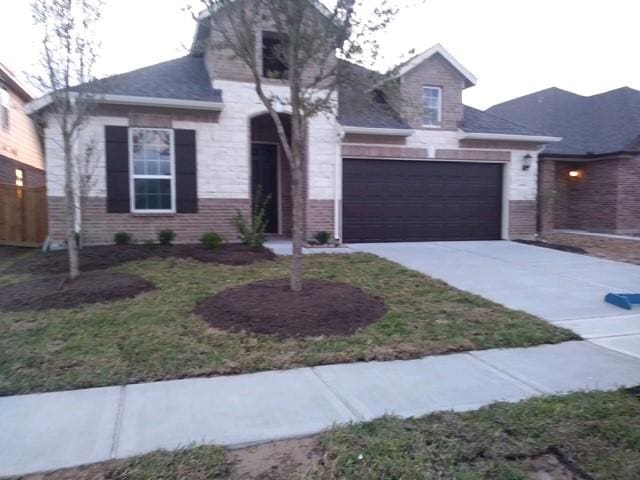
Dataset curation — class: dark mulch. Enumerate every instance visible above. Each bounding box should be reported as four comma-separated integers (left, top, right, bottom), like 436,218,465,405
515,239,587,254
9,244,275,274
0,245,34,259
0,271,155,311
196,278,389,338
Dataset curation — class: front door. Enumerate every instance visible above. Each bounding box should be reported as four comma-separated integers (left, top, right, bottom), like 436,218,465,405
251,143,279,234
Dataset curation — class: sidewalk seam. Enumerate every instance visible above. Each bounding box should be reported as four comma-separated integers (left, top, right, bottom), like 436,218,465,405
110,386,127,459
587,339,640,361
468,352,547,395
309,368,365,421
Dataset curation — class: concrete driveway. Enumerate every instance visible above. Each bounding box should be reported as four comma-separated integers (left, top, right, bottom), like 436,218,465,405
350,241,640,355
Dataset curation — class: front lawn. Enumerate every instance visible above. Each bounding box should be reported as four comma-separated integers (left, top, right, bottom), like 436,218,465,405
0,250,575,395
16,390,640,479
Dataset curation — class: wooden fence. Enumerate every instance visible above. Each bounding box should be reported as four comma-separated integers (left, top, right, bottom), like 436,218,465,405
0,184,48,246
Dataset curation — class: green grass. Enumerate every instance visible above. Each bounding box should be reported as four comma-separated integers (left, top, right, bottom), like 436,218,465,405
17,391,640,479
0,252,575,395
315,390,640,479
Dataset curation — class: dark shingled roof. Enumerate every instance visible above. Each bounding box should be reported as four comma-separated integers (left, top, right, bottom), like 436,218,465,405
462,106,547,136
487,87,640,156
337,60,410,130
71,55,222,103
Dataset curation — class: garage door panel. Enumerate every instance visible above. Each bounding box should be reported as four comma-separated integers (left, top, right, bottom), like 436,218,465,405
343,159,503,243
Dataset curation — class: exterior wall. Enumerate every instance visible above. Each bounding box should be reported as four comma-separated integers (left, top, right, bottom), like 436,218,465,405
45,81,339,245
616,156,640,234
204,4,337,88
0,86,43,173
0,154,45,187
540,155,640,235
398,53,466,131
48,197,249,245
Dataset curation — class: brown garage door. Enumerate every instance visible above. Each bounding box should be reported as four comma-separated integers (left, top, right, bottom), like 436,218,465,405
343,159,503,243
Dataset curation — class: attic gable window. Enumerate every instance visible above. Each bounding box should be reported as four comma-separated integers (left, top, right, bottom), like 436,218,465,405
422,86,442,127
262,31,289,80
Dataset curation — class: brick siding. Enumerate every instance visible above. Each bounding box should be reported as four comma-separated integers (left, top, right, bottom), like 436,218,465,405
459,139,541,151
306,199,334,237
539,155,640,234
397,53,465,131
509,200,537,238
48,196,250,246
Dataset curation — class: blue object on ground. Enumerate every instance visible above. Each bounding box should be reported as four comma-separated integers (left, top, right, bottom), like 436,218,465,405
605,293,640,310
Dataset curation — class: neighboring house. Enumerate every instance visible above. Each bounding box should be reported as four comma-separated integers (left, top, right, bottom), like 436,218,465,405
0,63,45,188
27,6,560,247
488,87,640,236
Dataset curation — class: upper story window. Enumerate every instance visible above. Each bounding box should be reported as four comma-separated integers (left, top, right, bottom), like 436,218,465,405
422,86,442,127
130,128,175,213
262,31,289,80
0,86,9,131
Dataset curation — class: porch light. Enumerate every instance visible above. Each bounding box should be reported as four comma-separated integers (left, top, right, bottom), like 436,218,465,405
569,169,581,178
522,154,533,171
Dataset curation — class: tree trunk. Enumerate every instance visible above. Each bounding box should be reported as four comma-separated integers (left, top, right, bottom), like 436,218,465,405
63,136,80,280
290,165,304,291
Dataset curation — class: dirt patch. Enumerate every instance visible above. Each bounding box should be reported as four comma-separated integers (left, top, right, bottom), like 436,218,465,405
515,239,587,255
196,278,388,338
0,271,154,311
228,437,322,479
9,244,275,274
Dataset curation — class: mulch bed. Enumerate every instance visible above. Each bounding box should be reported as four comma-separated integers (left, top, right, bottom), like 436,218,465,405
515,239,587,254
196,278,389,338
0,245,34,260
0,271,155,311
9,244,275,274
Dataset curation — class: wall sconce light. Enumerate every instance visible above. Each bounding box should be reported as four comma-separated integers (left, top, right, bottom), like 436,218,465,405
568,169,582,179
522,154,533,171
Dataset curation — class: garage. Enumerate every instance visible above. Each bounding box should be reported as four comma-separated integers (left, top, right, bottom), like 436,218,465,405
342,158,504,243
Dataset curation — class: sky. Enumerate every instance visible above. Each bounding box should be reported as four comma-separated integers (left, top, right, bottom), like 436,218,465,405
2,0,639,109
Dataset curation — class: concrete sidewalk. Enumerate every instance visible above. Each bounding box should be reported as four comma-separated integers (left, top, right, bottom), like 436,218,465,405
3,340,640,477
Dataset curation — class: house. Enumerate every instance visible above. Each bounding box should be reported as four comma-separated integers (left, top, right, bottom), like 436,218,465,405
0,63,47,246
0,63,45,188
27,7,561,247
488,87,640,236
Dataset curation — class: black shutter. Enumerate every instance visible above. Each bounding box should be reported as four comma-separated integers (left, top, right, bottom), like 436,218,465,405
174,129,198,213
105,126,130,213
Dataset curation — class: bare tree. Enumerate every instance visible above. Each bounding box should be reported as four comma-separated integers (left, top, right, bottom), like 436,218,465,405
198,0,404,291
31,0,102,279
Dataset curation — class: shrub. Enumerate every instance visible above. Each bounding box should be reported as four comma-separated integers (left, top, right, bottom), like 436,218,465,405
200,232,224,250
233,189,270,249
157,229,176,246
313,230,332,245
114,232,133,246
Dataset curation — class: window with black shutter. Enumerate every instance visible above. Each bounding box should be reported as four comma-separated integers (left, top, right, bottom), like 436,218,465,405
105,126,197,214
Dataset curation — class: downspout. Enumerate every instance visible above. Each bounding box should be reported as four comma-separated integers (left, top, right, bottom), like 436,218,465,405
335,125,345,243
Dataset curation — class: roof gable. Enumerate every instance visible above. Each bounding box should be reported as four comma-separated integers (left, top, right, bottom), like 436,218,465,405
397,44,477,88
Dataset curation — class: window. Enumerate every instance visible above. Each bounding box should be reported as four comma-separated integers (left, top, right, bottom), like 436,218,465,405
422,86,442,127
0,86,9,131
15,168,24,187
262,31,288,80
130,128,175,212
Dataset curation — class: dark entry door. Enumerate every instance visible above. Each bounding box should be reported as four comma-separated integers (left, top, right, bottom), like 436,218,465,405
343,159,503,243
251,143,279,234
